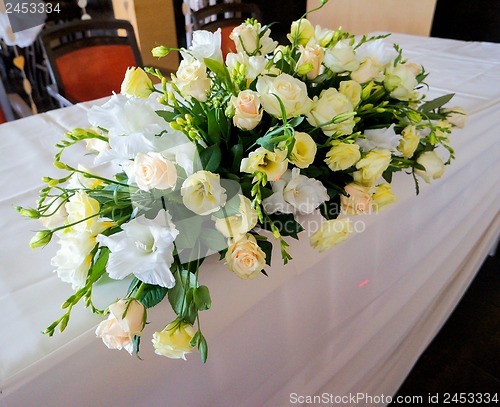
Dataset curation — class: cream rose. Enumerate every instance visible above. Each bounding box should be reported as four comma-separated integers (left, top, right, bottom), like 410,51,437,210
384,63,418,101
353,149,392,186
230,21,277,56
214,195,258,238
306,88,355,136
323,41,360,73
225,234,266,280
310,218,353,252
96,299,146,355
133,152,177,191
415,151,445,183
372,183,397,212
121,67,153,98
341,183,374,215
325,141,361,171
351,57,384,84
152,320,195,360
397,125,420,158
290,132,317,169
256,73,311,118
181,170,227,215
296,43,324,80
231,90,263,131
172,58,211,102
339,80,362,107
240,146,288,181
288,18,315,46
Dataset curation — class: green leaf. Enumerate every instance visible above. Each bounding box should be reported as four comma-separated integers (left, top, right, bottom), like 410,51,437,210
193,285,211,311
256,239,273,266
198,333,208,363
419,93,455,113
231,144,243,173
319,194,341,220
199,144,222,172
156,110,178,123
138,284,168,309
168,269,197,316
206,109,222,144
204,58,231,85
267,213,304,239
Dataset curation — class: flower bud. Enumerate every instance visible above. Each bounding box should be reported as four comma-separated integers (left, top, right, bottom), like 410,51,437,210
16,206,41,219
152,45,170,58
29,230,53,249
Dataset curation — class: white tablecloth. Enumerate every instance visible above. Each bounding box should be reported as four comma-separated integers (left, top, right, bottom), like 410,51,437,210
1,34,499,407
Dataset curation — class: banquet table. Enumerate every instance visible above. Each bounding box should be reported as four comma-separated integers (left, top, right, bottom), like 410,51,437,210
1,33,499,407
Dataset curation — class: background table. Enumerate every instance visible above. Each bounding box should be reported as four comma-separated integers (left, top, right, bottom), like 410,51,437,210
1,33,499,407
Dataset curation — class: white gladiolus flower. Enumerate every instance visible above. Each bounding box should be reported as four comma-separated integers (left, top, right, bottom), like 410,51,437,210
356,124,402,152
189,28,223,63
96,210,179,288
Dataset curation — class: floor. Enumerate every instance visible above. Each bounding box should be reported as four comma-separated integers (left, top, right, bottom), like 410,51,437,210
391,253,500,400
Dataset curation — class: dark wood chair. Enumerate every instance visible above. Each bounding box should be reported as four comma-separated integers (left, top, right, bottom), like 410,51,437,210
0,78,32,123
40,19,142,107
191,2,262,58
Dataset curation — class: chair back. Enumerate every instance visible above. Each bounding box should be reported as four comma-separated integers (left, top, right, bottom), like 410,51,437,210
40,19,142,104
191,3,262,57
0,79,15,123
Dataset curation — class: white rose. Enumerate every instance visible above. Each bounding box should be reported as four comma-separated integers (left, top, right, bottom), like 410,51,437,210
225,52,267,80
153,320,196,360
306,88,355,136
310,218,353,252
351,57,384,83
240,146,288,181
341,183,374,215
296,43,324,80
51,230,96,289
290,131,317,169
323,41,360,73
256,73,311,118
339,80,362,107
263,168,329,215
96,299,146,355
415,151,445,183
214,195,258,238
181,170,227,215
384,63,418,101
132,152,177,191
356,124,402,152
172,58,211,102
230,21,277,56
225,234,266,280
231,90,263,131
190,28,223,63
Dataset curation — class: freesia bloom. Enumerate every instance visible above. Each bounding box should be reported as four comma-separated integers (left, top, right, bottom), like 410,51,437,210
189,28,223,63
96,209,179,288
415,151,445,183
132,152,177,191
314,25,335,47
325,141,361,171
306,88,355,136
341,183,374,215
214,195,258,238
153,320,196,360
181,171,227,215
66,190,108,235
121,67,153,98
310,218,353,252
96,299,146,355
256,73,311,118
172,57,211,102
323,41,360,73
231,90,263,131
356,124,402,152
397,125,420,158
263,168,329,215
290,132,317,169
240,146,288,181
353,149,392,186
225,234,266,280
288,18,315,46
372,184,397,212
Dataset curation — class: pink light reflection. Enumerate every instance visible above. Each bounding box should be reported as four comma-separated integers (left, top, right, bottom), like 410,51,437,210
358,279,369,287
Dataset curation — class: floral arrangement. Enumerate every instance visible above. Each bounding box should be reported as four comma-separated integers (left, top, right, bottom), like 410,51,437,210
18,1,466,362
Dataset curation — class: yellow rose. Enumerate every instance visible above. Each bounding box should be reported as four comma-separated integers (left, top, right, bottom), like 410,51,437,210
152,320,196,360
225,234,266,280
372,183,397,212
353,149,392,186
310,218,353,252
290,132,317,169
397,125,420,158
339,80,362,107
288,18,315,46
415,151,445,183
341,183,374,215
214,195,258,238
325,142,361,171
121,67,153,98
181,170,227,215
96,299,146,355
240,146,288,181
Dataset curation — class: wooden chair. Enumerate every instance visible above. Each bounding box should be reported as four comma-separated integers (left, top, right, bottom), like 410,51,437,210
40,19,142,107
0,78,32,123
191,2,262,58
